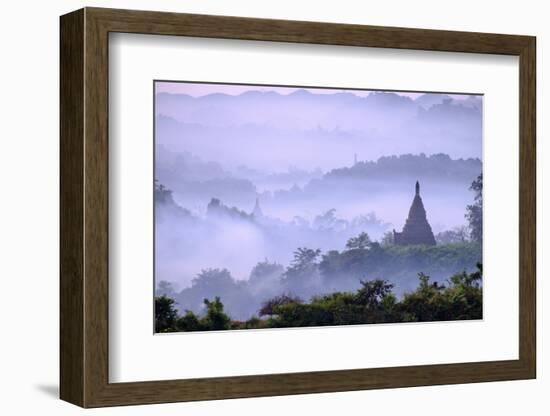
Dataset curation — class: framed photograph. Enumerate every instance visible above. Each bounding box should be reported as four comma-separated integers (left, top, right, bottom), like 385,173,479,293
60,7,536,408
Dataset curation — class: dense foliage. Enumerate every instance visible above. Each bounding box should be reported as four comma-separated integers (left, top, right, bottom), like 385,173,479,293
466,173,483,243
155,264,482,332
318,241,481,294
162,240,481,321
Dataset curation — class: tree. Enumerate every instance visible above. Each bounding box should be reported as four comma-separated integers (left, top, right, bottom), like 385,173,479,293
313,209,347,231
345,232,372,250
202,297,231,330
284,247,321,279
380,231,394,247
435,226,469,244
445,263,483,320
287,247,322,272
399,273,448,322
191,268,235,291
259,293,303,317
155,295,178,332
206,197,252,220
281,247,322,297
176,310,202,332
466,173,482,243
176,268,255,322
354,279,394,308
248,260,284,286
156,280,176,297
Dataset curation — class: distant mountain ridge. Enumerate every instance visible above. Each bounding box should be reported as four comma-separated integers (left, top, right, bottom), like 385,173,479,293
156,89,481,130
156,90,482,168
327,153,480,182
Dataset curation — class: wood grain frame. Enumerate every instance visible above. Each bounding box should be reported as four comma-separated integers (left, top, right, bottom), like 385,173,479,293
60,7,536,408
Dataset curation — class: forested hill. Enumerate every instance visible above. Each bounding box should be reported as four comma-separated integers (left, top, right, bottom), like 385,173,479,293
156,148,481,222
325,153,480,183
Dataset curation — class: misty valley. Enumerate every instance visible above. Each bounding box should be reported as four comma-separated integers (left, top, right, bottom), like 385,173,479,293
154,85,483,332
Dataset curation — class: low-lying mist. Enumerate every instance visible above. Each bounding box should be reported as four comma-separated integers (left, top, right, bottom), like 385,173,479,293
154,165,482,321
153,87,483,322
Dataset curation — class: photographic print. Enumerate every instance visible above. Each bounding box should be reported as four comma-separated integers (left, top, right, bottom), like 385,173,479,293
154,81,483,333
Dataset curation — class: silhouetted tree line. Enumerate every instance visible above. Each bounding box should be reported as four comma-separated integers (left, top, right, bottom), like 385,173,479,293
155,264,482,332
159,239,481,321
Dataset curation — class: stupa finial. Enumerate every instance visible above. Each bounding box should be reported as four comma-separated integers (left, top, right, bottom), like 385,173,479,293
415,180,420,196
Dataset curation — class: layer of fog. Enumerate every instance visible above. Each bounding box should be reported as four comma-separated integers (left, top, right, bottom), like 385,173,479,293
155,200,391,287
156,146,479,231
156,90,482,172
154,89,482,319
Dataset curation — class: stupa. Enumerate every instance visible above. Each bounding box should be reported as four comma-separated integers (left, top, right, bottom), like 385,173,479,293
393,181,436,246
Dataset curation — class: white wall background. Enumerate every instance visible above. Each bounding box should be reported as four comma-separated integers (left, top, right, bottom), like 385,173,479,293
0,0,545,414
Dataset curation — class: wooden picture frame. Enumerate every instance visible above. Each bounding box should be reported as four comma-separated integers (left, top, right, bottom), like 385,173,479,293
60,7,536,408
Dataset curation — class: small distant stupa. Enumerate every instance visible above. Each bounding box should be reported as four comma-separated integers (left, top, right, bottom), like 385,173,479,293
393,181,436,246
252,196,263,218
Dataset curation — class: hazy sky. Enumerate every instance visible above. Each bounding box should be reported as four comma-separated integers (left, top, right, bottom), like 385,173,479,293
155,81,476,100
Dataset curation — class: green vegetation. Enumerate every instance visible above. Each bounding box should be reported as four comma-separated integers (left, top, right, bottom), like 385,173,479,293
319,240,481,292
154,295,178,333
466,173,483,243
155,264,482,332
167,239,481,322
345,232,372,250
